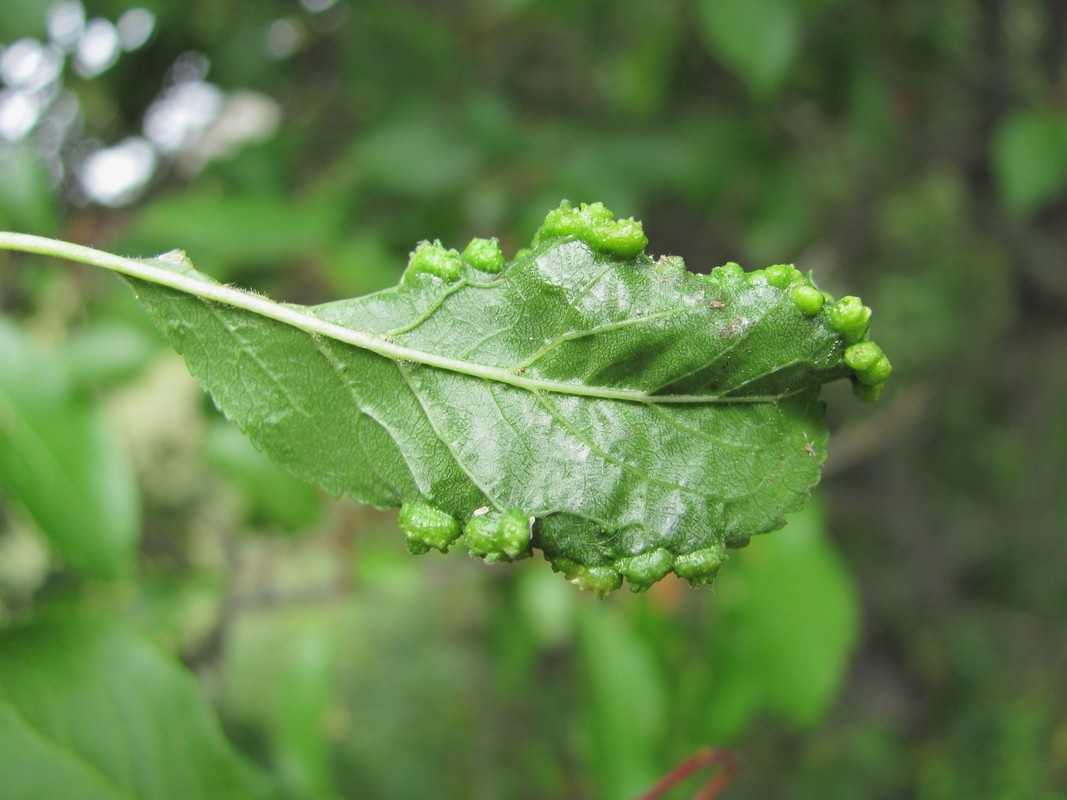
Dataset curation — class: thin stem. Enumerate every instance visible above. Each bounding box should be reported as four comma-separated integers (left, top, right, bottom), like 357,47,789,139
0,232,780,406
635,748,740,800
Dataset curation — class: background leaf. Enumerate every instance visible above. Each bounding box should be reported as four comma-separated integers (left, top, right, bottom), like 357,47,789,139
0,318,140,579
0,614,275,800
699,501,859,740
0,700,129,800
578,604,667,800
991,111,1067,216
696,0,804,97
204,421,323,532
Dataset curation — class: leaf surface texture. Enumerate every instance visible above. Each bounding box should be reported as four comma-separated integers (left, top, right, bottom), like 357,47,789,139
119,203,886,591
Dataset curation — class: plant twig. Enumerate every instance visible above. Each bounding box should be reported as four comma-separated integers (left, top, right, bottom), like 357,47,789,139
635,748,740,800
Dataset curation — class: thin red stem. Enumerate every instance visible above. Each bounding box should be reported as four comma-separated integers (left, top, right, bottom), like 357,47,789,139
635,748,740,800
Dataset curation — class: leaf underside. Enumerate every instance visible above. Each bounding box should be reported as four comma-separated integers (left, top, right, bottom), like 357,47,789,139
122,203,884,593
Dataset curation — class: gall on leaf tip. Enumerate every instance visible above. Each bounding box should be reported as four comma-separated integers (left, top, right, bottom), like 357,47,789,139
762,263,803,288
845,341,893,385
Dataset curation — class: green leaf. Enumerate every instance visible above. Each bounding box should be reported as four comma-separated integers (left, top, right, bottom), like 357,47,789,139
121,189,343,276
204,421,323,532
0,201,890,592
221,610,342,800
0,318,140,579
991,110,1067,216
0,699,129,800
0,148,59,236
60,322,158,390
578,605,667,800
699,501,859,740
696,0,803,97
0,614,276,800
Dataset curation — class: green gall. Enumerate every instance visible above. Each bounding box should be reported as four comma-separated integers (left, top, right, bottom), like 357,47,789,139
593,217,647,258
826,295,872,343
844,341,883,371
790,284,825,315
568,565,623,597
844,341,892,385
616,549,674,592
549,556,580,576
464,508,531,562
398,502,462,554
535,200,648,258
406,240,462,281
548,557,622,596
861,355,892,385
461,237,505,273
764,263,802,288
711,262,745,282
853,380,885,403
672,544,726,586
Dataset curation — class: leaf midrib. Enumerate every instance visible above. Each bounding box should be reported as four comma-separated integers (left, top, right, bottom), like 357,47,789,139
0,233,792,406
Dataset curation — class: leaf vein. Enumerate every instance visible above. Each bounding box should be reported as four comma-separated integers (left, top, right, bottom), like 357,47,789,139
312,338,407,501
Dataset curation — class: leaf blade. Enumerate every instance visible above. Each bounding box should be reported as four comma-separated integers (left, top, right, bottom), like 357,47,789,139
0,699,134,800
0,203,890,591
0,318,140,579
0,615,276,800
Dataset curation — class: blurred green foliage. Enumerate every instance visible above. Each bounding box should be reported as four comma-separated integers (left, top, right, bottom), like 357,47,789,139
2,0,1067,797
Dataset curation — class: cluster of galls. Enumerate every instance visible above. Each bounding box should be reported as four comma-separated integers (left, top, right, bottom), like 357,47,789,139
399,503,530,562
398,500,727,596
405,200,891,404
403,235,506,281
729,261,892,402
395,201,892,593
402,199,650,286
554,543,727,595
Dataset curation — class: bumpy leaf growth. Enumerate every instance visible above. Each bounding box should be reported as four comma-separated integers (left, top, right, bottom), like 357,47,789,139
0,201,889,593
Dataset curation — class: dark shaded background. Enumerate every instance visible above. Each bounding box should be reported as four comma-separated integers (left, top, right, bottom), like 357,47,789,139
2,1,1066,798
